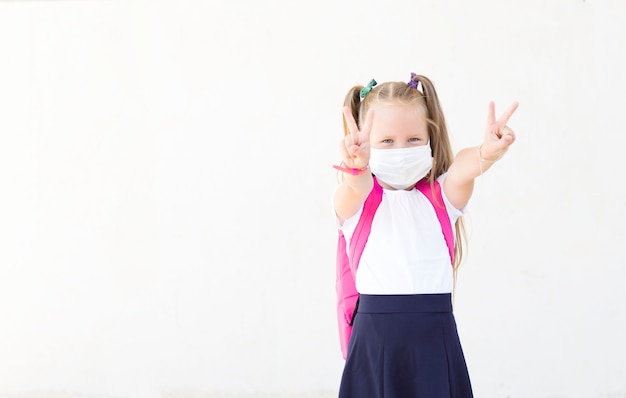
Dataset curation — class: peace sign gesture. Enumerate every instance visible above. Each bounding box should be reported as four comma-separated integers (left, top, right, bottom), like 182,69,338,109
339,106,375,170
480,101,519,161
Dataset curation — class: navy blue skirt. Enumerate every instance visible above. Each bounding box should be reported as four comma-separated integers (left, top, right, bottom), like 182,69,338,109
338,294,473,398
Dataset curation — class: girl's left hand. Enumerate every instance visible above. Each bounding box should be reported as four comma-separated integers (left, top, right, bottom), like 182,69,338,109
480,101,519,161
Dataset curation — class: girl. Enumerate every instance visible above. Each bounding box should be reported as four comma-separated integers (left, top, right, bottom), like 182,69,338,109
333,73,518,398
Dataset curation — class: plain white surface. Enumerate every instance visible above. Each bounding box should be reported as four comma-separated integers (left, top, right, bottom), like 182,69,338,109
0,0,625,397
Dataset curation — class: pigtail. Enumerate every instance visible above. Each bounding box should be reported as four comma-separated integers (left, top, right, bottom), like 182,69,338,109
409,74,466,275
342,86,363,136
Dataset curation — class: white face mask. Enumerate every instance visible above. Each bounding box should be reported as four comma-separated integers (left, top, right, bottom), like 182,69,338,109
369,143,433,190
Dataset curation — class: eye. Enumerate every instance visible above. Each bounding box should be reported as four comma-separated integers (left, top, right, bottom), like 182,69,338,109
381,138,393,144
408,137,421,142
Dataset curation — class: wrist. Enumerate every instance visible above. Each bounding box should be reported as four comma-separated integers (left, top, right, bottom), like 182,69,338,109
478,145,500,163
333,162,370,176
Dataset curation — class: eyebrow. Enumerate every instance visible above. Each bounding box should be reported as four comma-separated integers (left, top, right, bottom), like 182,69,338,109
378,133,427,139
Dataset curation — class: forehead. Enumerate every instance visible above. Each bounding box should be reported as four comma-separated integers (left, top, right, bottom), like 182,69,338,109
368,104,428,137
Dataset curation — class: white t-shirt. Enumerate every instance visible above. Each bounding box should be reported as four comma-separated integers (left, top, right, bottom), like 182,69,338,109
337,174,464,294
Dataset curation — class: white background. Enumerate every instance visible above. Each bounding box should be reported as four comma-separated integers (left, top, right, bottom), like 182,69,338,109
1,0,625,397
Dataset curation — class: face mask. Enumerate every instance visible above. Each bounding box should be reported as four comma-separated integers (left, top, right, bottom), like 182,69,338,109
369,143,433,190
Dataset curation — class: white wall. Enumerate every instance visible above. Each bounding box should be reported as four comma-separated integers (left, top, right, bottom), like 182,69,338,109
0,1,625,397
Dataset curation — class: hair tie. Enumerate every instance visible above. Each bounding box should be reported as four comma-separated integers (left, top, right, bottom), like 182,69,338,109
360,79,377,99
407,72,423,94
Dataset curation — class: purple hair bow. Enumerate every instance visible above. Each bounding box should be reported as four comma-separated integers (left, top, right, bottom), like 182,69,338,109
407,72,423,93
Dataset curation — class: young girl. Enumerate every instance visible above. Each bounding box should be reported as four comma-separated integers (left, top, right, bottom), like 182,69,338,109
333,73,518,398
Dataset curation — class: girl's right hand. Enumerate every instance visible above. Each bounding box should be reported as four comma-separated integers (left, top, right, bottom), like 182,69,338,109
339,106,374,169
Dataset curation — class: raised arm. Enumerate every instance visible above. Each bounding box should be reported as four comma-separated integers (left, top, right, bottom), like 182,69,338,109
333,107,375,225
444,101,519,210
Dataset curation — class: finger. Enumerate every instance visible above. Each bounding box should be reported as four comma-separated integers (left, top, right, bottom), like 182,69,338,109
341,138,362,163
492,127,515,148
497,101,519,126
487,101,496,126
503,128,516,145
490,124,503,139
342,106,360,140
493,125,514,141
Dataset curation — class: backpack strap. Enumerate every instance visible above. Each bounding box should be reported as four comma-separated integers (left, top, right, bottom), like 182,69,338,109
415,179,455,264
344,178,383,326
348,178,383,273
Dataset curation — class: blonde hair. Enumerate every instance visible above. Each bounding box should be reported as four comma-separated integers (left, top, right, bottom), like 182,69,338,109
342,74,467,276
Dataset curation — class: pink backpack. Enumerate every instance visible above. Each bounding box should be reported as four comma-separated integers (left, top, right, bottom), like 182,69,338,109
335,177,455,359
